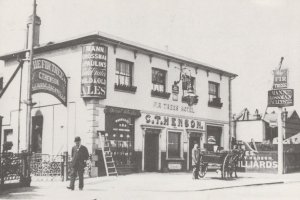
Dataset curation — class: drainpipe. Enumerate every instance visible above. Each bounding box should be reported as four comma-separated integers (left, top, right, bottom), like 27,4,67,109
228,76,237,150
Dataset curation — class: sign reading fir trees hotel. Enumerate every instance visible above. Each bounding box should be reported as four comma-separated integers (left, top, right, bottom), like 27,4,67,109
268,68,294,108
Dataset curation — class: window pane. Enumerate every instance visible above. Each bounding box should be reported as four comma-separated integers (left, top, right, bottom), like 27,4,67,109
119,76,125,85
116,61,120,74
124,76,130,86
168,132,181,158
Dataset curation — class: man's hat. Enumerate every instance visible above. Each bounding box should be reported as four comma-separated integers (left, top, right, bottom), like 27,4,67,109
74,136,81,142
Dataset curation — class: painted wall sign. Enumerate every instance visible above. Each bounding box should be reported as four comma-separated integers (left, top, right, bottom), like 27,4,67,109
153,102,194,113
144,113,205,131
268,89,294,107
273,69,288,89
32,58,68,106
81,42,108,98
239,151,278,173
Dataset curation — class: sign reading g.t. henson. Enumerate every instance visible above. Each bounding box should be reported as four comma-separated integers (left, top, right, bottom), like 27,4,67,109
32,58,68,106
268,89,294,107
81,43,107,99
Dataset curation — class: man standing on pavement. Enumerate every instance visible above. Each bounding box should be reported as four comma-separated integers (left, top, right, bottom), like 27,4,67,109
67,136,89,191
192,143,200,179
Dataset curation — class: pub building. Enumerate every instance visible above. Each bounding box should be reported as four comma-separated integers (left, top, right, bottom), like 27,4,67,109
0,15,237,176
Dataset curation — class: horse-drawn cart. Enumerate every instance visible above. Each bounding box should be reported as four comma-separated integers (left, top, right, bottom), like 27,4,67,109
194,149,244,180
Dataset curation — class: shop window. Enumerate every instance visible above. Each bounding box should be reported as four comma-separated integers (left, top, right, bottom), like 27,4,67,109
151,68,170,99
115,59,137,92
105,114,135,167
208,81,223,108
168,131,181,158
206,126,222,147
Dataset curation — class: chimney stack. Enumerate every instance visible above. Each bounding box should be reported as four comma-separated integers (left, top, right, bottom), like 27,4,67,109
26,14,41,49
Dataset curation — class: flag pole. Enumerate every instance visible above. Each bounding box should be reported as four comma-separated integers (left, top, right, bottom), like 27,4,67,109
26,0,37,154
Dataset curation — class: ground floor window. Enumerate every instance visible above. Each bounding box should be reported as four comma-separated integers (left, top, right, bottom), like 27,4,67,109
168,131,181,158
105,114,134,166
206,126,222,147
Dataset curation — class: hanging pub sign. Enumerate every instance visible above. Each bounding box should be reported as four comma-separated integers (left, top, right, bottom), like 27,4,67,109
268,89,294,107
81,42,108,99
31,58,68,106
273,69,288,89
172,84,179,101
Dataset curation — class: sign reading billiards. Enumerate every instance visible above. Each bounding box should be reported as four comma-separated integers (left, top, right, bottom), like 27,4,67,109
81,42,108,99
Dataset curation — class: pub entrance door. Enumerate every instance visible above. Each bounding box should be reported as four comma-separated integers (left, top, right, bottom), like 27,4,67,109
144,129,159,172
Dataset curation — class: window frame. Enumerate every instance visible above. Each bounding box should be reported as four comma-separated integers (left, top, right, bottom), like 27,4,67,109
3,129,13,143
167,131,183,159
152,67,167,92
115,59,134,86
208,81,220,101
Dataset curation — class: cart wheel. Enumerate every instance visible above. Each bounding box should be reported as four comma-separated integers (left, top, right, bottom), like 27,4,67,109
221,154,230,180
199,163,208,178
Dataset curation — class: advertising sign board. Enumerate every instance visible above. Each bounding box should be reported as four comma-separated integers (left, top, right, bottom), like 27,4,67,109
273,69,288,89
81,42,108,99
268,89,294,107
32,58,68,106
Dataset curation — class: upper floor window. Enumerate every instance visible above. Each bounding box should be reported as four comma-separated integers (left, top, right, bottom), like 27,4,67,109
152,68,166,92
208,81,222,108
208,81,219,101
115,59,133,86
182,75,195,96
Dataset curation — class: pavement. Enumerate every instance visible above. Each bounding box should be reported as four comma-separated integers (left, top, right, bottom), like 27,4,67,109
0,172,300,200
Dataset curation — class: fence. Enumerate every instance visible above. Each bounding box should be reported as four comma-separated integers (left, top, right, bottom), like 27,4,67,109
0,152,31,187
30,153,92,181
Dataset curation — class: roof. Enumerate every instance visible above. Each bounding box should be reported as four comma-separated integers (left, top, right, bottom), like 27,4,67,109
263,110,300,123
0,31,237,77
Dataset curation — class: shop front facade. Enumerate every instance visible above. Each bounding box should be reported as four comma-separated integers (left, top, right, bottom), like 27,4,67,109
0,23,236,174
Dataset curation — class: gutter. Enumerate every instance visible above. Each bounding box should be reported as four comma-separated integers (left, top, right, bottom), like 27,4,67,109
0,32,237,78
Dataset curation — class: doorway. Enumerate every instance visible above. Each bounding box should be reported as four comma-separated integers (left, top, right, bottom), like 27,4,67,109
32,115,43,153
144,130,159,172
189,135,201,170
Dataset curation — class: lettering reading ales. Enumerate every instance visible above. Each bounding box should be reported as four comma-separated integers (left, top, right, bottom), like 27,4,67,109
81,42,108,99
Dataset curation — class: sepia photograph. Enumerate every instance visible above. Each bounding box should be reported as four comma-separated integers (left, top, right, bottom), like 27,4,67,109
0,0,300,199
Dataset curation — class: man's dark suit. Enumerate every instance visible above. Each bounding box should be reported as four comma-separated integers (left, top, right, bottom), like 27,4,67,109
69,145,89,189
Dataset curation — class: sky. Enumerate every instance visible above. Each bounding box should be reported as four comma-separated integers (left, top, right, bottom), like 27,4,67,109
0,0,300,115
